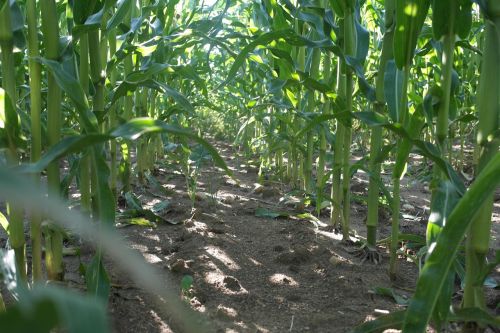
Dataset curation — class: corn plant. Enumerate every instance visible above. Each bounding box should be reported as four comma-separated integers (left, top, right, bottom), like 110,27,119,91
0,0,499,332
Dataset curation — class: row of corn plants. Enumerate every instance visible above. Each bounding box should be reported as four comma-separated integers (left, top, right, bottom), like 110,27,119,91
212,0,500,332
0,0,235,331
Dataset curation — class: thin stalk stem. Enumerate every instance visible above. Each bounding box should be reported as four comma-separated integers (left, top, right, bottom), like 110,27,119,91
79,33,92,217
41,0,64,281
1,0,26,282
304,45,321,193
389,176,401,279
340,8,356,241
367,0,395,246
108,30,118,197
331,62,345,227
463,12,500,314
389,65,409,279
27,0,43,283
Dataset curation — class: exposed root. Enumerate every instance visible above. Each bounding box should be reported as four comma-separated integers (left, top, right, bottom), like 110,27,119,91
319,224,342,234
350,243,382,265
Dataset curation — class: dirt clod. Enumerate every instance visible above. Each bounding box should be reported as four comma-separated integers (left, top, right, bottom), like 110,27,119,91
276,247,310,265
222,276,241,291
169,259,191,274
214,305,238,321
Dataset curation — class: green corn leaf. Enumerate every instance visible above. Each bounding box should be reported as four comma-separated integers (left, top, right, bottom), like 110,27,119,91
0,294,58,333
110,118,231,175
124,191,143,210
35,57,97,132
296,212,321,224
125,63,169,84
152,200,171,214
6,0,25,51
426,180,462,242
219,29,343,88
118,209,178,226
426,180,466,328
402,152,500,333
20,118,232,178
71,6,105,38
0,88,21,150
18,134,111,174
109,79,194,114
371,287,409,306
116,217,157,228
0,211,8,232
355,17,370,62
393,107,425,179
449,307,500,327
294,113,350,140
422,85,441,121
296,11,326,39
85,256,110,303
90,149,116,226
394,0,431,69
181,275,194,294
432,0,473,40
350,310,405,333
145,173,174,196
384,60,405,122
71,0,98,24
329,0,348,17
355,111,464,192
106,0,131,32
0,285,110,333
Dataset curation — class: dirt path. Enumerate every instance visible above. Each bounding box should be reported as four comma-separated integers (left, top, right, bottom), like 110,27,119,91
100,141,425,333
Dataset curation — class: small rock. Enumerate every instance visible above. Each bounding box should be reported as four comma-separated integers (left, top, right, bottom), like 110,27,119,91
253,184,264,194
329,255,342,266
224,178,240,187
